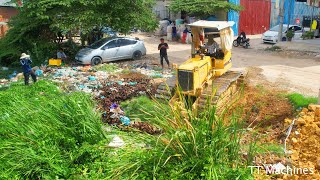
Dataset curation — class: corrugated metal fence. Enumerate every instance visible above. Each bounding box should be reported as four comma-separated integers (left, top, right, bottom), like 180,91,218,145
228,0,240,35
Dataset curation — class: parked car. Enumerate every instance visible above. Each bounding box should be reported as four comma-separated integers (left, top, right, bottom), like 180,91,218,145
75,37,146,65
262,24,310,44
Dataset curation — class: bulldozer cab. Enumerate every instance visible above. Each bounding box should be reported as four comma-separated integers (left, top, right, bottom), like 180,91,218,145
187,20,235,59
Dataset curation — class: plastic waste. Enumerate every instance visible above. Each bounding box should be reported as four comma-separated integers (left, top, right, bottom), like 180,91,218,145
120,116,131,126
8,71,17,79
2,67,9,71
100,96,105,99
128,82,137,86
108,136,125,148
35,69,43,76
88,76,96,81
110,103,118,109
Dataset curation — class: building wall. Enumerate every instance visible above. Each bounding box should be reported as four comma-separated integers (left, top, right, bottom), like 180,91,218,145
239,0,271,35
273,0,320,27
0,6,18,37
228,0,240,35
153,0,180,20
0,6,18,22
292,1,320,25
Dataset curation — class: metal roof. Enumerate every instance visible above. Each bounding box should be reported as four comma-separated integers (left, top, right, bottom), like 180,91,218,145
0,0,16,7
187,20,235,30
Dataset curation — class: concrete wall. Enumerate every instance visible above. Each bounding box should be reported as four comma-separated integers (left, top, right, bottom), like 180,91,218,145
153,0,180,20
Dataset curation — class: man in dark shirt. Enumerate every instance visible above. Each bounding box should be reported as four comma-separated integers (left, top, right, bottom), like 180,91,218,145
158,38,170,69
20,53,37,85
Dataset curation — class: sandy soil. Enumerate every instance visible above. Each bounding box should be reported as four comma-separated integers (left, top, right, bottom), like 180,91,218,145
129,33,320,97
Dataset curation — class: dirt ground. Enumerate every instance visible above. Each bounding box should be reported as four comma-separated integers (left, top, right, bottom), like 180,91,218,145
130,33,320,97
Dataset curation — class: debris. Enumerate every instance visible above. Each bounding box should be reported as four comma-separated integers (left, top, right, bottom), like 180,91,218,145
120,116,130,126
1,67,9,71
108,136,125,148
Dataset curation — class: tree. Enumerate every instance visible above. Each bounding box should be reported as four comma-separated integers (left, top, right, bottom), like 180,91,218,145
170,0,243,18
0,0,157,65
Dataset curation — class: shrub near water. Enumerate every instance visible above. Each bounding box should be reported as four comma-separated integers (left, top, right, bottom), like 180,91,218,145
0,81,104,179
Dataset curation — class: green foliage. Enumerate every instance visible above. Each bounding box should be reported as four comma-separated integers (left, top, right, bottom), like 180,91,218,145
0,81,105,179
170,0,243,17
302,31,314,39
0,0,157,66
92,63,120,72
286,30,295,39
121,96,170,122
109,95,256,179
287,93,317,109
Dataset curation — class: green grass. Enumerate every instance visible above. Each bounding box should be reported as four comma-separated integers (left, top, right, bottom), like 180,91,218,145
0,81,105,179
108,95,256,179
121,96,169,122
287,93,317,109
0,81,259,179
92,63,120,72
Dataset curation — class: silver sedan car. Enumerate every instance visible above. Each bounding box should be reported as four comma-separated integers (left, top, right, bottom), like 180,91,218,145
75,37,146,65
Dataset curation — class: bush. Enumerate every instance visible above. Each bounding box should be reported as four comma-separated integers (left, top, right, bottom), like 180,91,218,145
286,30,295,39
302,31,314,40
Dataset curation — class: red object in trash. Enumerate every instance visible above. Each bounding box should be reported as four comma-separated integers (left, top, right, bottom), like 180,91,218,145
182,32,187,43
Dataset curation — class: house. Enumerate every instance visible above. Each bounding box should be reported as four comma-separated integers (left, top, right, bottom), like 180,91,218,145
270,0,320,27
0,0,18,37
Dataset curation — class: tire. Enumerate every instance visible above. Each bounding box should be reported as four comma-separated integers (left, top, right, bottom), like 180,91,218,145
233,40,239,47
244,42,249,49
282,37,287,42
91,56,102,66
132,51,142,60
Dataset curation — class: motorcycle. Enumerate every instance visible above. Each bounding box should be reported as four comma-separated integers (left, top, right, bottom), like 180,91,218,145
233,32,250,49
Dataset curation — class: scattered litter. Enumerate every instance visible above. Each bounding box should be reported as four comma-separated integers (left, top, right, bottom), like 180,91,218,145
120,116,131,126
1,67,9,71
35,69,43,76
108,136,125,148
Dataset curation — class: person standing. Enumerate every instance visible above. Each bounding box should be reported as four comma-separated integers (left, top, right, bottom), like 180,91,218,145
57,48,68,62
20,53,37,85
172,22,177,41
158,38,170,69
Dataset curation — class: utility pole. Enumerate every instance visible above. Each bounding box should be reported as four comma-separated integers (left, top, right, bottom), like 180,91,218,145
278,0,285,42
287,0,291,31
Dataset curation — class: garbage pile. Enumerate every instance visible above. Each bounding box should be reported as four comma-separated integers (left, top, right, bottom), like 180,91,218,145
97,78,155,122
283,104,320,179
105,102,162,135
44,65,121,93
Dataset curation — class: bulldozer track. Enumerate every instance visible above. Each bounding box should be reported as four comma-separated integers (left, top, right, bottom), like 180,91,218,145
155,71,244,114
197,71,244,113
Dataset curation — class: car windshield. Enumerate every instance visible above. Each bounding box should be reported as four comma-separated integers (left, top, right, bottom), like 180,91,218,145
270,25,288,32
89,38,113,49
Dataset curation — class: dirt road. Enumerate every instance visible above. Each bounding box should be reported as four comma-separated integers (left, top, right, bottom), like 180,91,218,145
132,33,320,97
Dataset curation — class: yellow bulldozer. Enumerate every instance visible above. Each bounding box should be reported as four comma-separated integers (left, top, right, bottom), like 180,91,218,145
156,20,244,113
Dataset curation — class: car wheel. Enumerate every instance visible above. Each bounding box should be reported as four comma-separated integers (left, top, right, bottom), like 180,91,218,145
233,40,239,47
91,56,102,66
282,37,287,41
132,51,142,60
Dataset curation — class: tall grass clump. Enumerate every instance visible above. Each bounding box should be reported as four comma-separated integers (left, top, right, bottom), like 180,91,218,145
0,81,104,179
108,95,256,179
287,93,317,109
